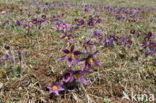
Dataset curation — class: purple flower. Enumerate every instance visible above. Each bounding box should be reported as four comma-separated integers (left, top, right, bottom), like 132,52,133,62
144,48,156,55
4,45,10,50
119,37,132,47
62,33,73,42
141,41,156,55
102,34,118,46
152,58,156,65
72,70,88,85
92,30,102,37
58,45,83,67
144,32,152,41
1,21,9,26
31,18,44,25
14,20,21,26
83,8,88,12
0,54,10,62
23,24,31,30
61,69,73,83
28,12,33,17
87,15,94,28
75,18,85,26
61,69,88,85
130,29,136,35
83,39,94,51
41,14,47,20
81,51,100,70
53,22,71,33
94,15,102,23
47,82,64,96
115,15,125,20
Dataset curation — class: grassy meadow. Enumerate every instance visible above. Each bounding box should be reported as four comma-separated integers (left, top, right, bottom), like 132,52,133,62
0,0,156,103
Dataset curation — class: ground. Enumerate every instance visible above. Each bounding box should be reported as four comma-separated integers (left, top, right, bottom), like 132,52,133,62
0,0,156,103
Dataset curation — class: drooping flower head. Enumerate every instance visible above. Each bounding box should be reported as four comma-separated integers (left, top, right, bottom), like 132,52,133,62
53,22,71,33
61,69,73,83
152,58,156,66
1,21,9,26
87,15,94,28
47,82,64,96
92,30,103,41
23,24,31,30
61,69,88,85
75,18,85,26
102,34,118,46
81,51,100,70
144,32,152,41
72,70,88,85
61,33,73,42
58,45,82,67
14,20,22,26
28,12,33,17
41,14,47,20
92,30,102,37
4,45,10,50
83,39,94,51
130,29,136,35
119,37,132,47
0,54,10,62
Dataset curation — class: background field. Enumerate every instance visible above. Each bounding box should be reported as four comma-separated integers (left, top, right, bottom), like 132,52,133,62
0,0,156,103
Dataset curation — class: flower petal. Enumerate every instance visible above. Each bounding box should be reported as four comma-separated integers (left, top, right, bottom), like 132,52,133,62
55,91,59,96
67,58,73,67
57,55,67,61
93,59,100,66
70,45,74,52
78,77,87,85
74,51,82,55
63,49,70,54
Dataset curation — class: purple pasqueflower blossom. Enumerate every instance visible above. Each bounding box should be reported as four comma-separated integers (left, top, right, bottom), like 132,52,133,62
61,33,73,42
23,24,31,30
28,12,33,17
75,18,85,26
94,15,102,23
31,18,44,25
141,41,156,55
4,45,10,50
92,30,102,37
83,8,89,12
152,58,156,65
87,15,94,28
92,30,103,42
61,69,73,83
0,54,10,62
47,82,64,96
14,20,22,26
81,51,100,70
102,34,118,46
41,14,47,20
53,22,71,33
144,32,152,41
58,45,83,67
119,37,132,47
115,15,125,20
141,41,156,49
1,21,9,26
144,48,156,55
72,70,88,85
61,69,88,85
83,39,94,51
130,29,136,35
